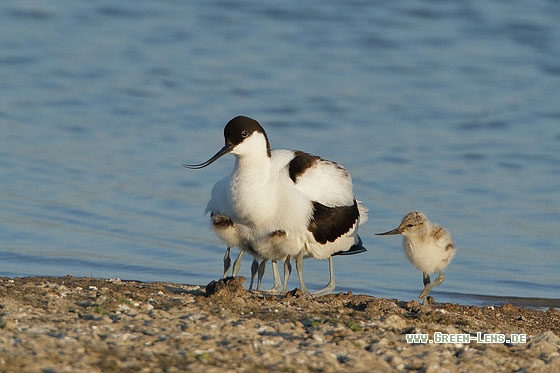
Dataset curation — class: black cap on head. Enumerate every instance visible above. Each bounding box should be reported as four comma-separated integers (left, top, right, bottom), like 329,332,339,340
183,116,271,169
224,116,270,156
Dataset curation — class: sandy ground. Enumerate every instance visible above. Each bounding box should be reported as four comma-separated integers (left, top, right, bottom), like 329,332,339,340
0,276,558,372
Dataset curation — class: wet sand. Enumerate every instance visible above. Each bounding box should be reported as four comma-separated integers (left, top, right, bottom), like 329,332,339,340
0,276,558,372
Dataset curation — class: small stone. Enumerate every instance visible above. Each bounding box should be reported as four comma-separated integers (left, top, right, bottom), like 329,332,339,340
205,277,246,297
312,333,325,343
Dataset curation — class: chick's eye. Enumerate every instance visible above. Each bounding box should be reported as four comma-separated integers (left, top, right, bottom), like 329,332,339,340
241,131,249,138
407,224,414,228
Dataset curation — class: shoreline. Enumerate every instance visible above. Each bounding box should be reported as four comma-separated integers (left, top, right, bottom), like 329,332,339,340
0,275,558,372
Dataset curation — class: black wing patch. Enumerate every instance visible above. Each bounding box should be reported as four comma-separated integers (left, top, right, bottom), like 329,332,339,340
308,200,359,244
288,151,320,183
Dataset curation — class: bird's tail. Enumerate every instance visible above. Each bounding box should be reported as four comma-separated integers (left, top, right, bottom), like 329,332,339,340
333,235,366,256
357,200,368,226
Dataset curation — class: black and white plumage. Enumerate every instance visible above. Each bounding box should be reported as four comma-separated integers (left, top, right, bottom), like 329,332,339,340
185,116,367,295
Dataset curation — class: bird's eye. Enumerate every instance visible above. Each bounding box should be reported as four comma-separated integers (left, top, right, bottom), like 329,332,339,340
241,131,249,138
407,224,414,228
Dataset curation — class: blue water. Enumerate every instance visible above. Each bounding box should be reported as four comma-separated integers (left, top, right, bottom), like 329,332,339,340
1,1,559,307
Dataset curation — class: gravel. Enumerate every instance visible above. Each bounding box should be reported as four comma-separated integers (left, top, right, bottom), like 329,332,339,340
0,276,558,372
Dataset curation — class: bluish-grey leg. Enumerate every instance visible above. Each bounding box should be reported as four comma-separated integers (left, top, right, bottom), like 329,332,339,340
269,260,283,293
283,258,292,293
249,258,259,290
295,252,308,294
232,250,244,277
419,271,445,304
256,260,266,291
312,257,335,296
223,247,232,278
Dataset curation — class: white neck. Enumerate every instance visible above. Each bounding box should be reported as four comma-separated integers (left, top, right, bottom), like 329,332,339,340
229,153,275,225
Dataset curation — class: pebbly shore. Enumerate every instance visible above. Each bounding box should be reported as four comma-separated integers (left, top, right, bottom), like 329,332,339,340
0,276,558,372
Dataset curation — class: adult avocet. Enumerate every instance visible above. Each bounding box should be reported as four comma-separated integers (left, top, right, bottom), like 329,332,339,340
185,116,368,295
